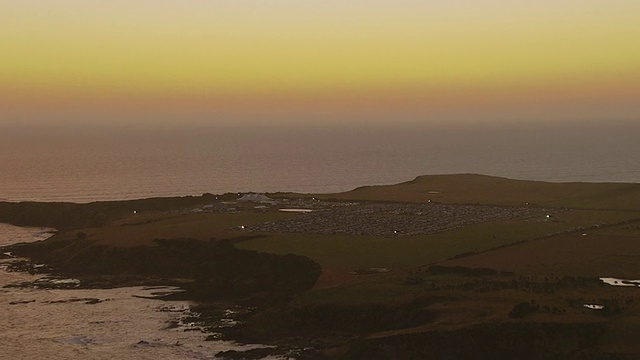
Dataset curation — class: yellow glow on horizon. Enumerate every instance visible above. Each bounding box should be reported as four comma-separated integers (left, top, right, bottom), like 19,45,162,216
1,0,639,123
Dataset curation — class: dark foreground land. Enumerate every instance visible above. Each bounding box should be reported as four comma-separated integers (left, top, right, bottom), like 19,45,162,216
3,174,640,359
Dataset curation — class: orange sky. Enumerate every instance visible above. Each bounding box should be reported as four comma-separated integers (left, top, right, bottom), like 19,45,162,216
1,1,639,126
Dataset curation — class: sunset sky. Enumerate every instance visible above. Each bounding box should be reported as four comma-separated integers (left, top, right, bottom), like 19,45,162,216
1,0,639,126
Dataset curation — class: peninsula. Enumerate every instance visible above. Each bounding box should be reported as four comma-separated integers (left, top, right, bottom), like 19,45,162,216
3,174,640,359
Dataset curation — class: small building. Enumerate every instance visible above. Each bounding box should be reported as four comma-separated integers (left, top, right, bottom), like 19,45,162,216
238,193,275,204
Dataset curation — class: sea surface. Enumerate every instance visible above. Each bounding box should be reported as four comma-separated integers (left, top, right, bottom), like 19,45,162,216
1,122,639,203
0,223,273,360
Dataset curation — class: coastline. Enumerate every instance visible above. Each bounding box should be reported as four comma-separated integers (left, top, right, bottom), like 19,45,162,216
0,223,313,359
3,174,640,359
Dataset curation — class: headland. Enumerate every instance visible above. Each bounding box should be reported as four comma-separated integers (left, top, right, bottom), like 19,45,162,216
3,174,640,359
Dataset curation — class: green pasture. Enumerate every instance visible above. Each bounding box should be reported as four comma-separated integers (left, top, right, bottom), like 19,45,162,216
237,209,640,272
312,174,640,211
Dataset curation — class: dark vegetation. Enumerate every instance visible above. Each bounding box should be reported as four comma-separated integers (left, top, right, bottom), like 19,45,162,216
428,265,497,276
6,237,321,301
343,322,615,360
225,303,438,346
0,194,222,229
509,301,540,318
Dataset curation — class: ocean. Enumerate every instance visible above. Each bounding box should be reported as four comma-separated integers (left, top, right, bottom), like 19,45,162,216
1,122,639,203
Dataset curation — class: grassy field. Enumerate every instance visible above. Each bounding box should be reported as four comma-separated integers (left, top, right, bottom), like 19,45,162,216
305,174,640,210
444,220,640,278
62,211,294,247
237,208,640,288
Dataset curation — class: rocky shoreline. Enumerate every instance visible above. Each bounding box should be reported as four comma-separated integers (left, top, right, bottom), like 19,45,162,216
1,245,324,359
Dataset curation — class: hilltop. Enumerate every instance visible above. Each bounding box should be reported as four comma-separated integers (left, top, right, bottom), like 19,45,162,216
319,173,640,210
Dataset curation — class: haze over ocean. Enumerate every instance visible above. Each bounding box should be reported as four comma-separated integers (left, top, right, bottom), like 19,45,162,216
2,1,639,204
1,122,638,203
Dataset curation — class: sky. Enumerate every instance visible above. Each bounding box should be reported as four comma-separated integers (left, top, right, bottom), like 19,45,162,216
1,0,639,127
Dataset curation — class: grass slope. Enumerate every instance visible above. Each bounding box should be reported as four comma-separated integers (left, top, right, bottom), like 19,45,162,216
316,174,640,210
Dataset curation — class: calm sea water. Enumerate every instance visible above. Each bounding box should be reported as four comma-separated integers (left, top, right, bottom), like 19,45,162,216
1,122,639,203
